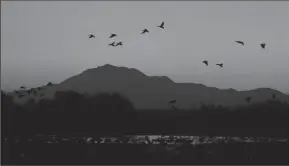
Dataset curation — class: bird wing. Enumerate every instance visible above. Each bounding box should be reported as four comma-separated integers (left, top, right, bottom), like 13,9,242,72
236,41,244,45
161,22,164,26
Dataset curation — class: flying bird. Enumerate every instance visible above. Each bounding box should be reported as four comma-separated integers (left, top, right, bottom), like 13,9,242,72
115,42,123,46
20,86,26,89
109,34,117,38
169,100,176,104
235,41,244,45
108,42,116,47
141,29,149,34
216,63,223,68
203,60,208,66
157,21,164,29
88,34,95,38
260,43,266,49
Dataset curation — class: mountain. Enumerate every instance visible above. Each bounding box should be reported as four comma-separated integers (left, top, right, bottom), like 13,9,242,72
9,64,289,110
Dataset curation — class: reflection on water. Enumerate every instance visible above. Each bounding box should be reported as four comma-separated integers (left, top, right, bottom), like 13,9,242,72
3,134,289,165
4,134,289,145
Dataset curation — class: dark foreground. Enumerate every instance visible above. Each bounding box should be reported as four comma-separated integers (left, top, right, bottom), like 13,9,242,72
2,139,289,165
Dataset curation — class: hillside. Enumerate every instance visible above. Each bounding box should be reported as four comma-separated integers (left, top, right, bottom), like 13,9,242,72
9,64,289,110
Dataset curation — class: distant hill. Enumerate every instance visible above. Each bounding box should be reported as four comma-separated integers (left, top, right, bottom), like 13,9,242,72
9,64,289,110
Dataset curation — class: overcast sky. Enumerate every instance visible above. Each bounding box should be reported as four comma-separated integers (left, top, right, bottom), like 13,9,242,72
1,1,289,93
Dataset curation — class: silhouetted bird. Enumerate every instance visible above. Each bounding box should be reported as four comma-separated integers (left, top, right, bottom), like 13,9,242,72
88,34,95,38
141,29,149,34
203,60,208,66
169,100,176,104
235,41,244,45
109,34,117,38
115,42,123,46
261,43,266,49
157,21,164,29
20,86,26,89
108,42,115,47
216,63,223,67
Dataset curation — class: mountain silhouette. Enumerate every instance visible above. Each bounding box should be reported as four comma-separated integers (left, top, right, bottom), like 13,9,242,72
10,64,289,110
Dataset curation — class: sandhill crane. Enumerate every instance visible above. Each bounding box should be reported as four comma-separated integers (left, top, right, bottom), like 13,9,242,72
203,60,208,66
88,34,95,38
109,34,117,38
216,63,223,68
108,42,115,47
235,40,244,45
168,100,178,110
141,29,149,34
115,42,123,46
260,43,266,49
157,21,164,29
169,100,176,104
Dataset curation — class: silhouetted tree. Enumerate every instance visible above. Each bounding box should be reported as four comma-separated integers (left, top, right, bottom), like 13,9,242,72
1,91,15,113
272,93,276,100
245,96,252,104
47,82,52,86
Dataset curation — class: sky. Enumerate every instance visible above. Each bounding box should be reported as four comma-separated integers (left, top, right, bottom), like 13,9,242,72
1,1,289,93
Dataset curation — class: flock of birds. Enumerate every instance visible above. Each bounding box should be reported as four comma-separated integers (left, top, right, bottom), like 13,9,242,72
87,21,266,69
88,21,164,47
203,41,266,68
12,21,269,109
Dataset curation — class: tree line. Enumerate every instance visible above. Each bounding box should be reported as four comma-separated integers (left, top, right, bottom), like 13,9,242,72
1,90,289,137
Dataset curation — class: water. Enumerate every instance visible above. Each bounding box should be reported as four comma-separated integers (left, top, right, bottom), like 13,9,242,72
4,134,288,145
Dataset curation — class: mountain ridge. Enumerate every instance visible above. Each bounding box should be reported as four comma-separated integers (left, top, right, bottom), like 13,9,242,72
9,64,289,110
